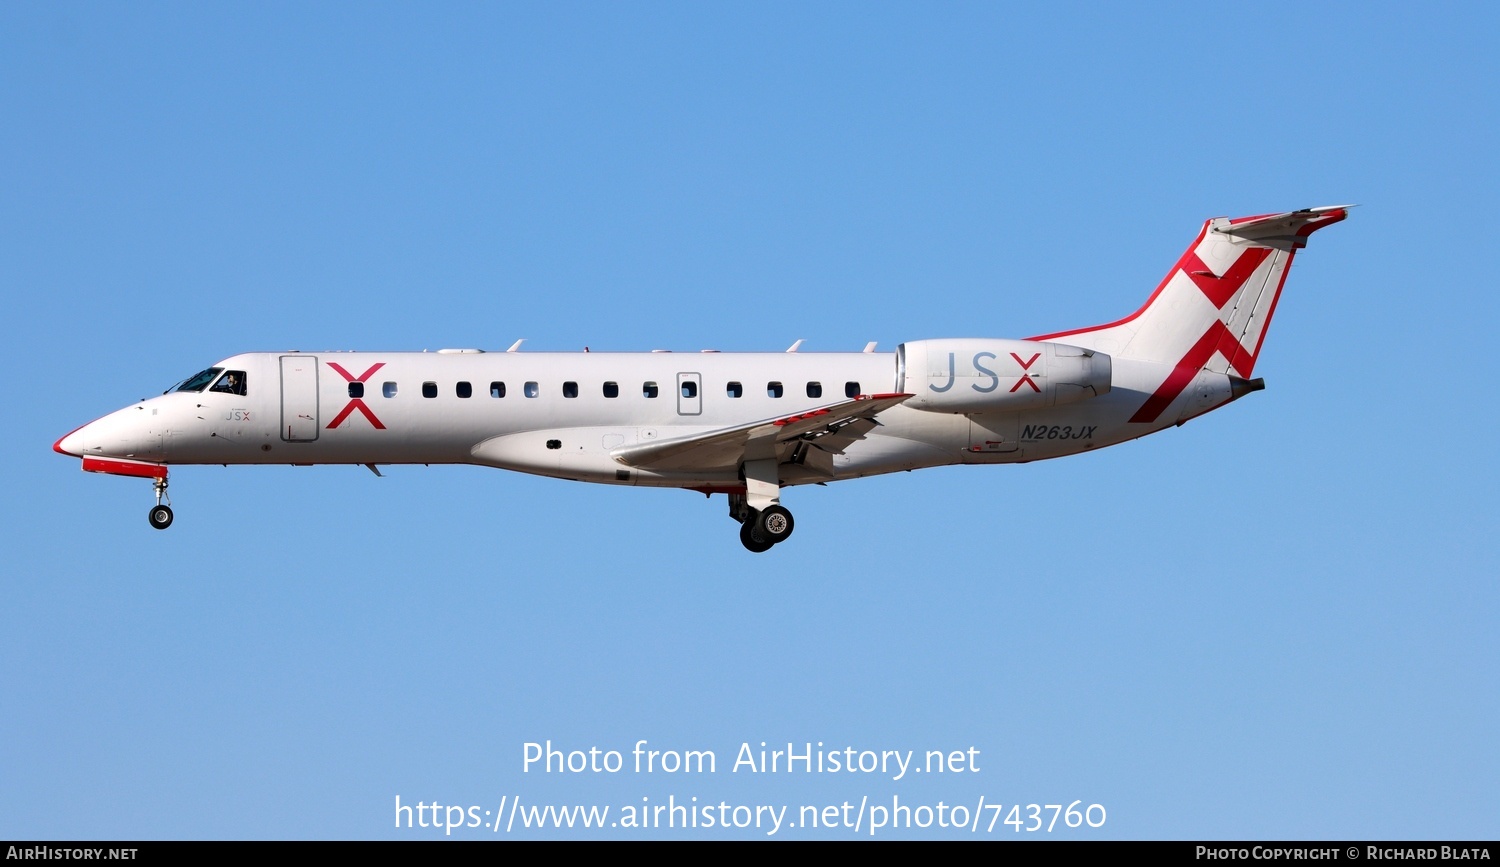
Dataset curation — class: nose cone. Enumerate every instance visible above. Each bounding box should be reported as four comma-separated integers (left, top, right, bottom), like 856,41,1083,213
53,404,167,462
54,424,87,457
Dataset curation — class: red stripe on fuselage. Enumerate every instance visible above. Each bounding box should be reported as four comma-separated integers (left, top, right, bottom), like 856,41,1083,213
1027,222,1213,343
81,457,168,479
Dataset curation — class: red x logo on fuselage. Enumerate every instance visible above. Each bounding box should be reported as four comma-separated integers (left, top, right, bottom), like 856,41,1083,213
326,362,387,430
1009,352,1042,393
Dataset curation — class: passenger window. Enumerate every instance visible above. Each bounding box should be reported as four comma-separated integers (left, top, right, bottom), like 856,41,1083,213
456,381,472,399
490,381,505,398
845,381,861,398
348,382,364,399
767,381,783,398
806,381,822,399
525,381,539,398
643,381,659,398
211,370,248,396
681,381,697,398
727,381,743,398
563,381,579,398
603,381,619,398
422,381,437,399
383,382,398,398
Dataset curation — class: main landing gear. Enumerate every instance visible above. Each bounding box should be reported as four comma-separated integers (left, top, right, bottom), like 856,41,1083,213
757,505,795,543
739,520,774,553
736,505,795,553
147,475,173,530
729,484,796,554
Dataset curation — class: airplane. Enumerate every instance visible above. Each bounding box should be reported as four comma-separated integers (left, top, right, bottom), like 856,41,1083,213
54,206,1348,552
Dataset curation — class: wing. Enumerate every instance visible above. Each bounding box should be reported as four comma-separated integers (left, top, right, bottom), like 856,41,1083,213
610,393,913,474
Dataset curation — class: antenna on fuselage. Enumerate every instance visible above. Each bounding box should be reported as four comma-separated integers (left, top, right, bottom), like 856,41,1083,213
863,342,878,353
506,339,525,352
786,339,804,353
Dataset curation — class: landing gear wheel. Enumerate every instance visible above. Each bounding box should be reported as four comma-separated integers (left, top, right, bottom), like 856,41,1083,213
148,505,174,530
148,475,172,529
739,520,774,553
755,505,794,544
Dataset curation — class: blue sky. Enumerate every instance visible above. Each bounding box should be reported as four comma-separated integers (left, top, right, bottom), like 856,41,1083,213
3,2,1496,839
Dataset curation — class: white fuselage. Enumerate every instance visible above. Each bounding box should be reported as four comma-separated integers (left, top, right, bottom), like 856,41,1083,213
54,207,1347,545
56,345,1225,490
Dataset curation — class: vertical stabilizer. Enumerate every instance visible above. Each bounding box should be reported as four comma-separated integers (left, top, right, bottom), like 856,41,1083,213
1032,206,1349,424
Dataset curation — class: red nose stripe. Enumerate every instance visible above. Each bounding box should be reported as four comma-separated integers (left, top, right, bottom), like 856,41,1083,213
81,458,168,479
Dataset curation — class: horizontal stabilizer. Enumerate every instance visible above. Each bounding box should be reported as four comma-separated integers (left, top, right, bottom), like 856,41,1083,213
1213,205,1352,249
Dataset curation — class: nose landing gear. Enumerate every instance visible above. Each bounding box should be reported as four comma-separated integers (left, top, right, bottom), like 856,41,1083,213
148,476,173,530
148,505,173,529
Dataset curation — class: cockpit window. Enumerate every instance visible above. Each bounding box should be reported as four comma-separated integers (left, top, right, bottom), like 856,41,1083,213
210,370,248,396
172,367,223,393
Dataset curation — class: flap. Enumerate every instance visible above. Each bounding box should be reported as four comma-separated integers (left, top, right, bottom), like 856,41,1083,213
611,393,913,472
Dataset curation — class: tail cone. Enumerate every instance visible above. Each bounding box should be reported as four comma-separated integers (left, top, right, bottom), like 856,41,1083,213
1229,377,1265,400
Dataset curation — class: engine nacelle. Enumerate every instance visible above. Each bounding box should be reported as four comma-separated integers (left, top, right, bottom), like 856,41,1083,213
897,338,1111,414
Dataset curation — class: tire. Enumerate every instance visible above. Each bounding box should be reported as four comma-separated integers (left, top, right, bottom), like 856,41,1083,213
755,505,794,544
739,520,774,553
148,505,174,530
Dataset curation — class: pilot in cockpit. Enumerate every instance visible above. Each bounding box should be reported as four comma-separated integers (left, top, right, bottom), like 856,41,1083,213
212,371,247,396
